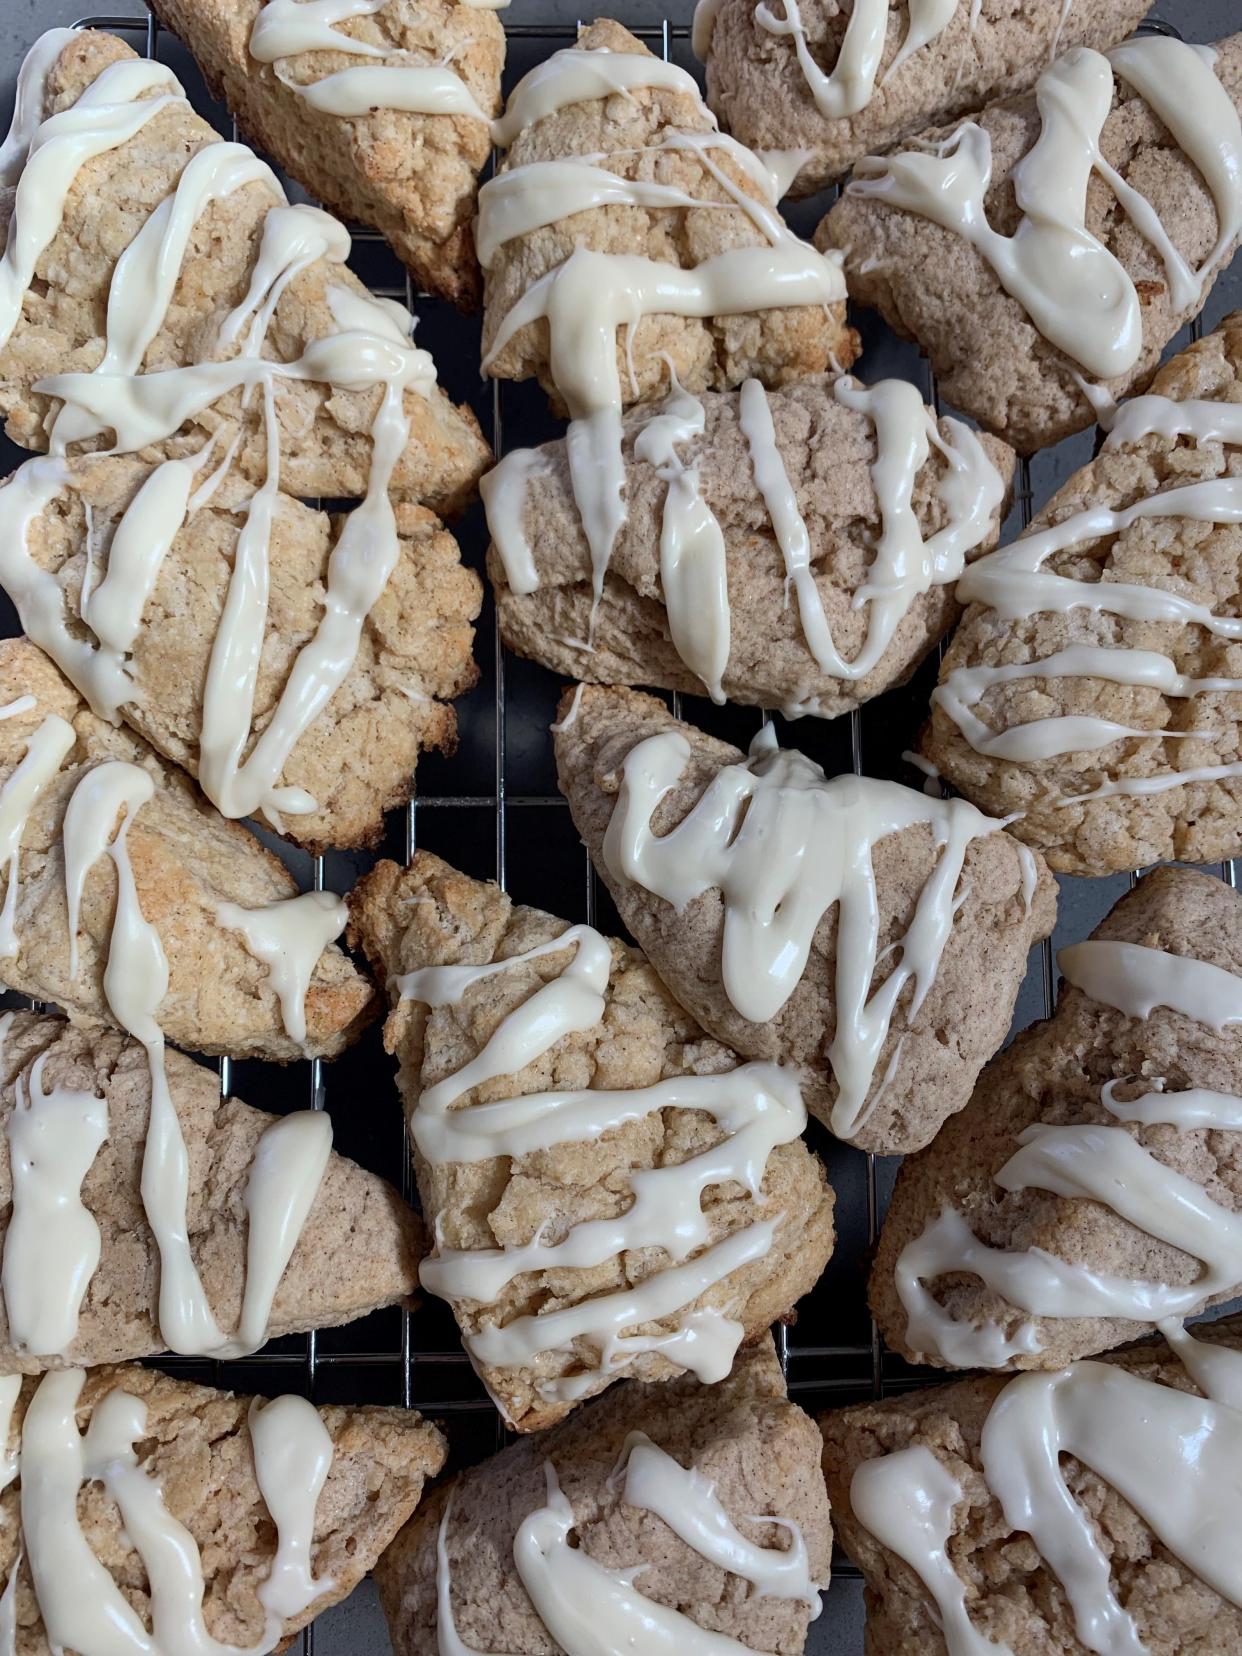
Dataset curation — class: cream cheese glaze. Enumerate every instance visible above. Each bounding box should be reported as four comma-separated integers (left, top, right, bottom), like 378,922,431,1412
848,37,1242,378
397,921,805,1409
601,724,1012,1139
435,1434,821,1654
217,890,348,1047
749,0,959,119
852,1322,1242,1656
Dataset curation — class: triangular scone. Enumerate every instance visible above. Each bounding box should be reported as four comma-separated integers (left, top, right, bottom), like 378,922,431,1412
0,29,490,513
821,1316,1242,1655
376,1336,830,1652
701,0,1153,196
0,1010,419,1371
0,638,375,1063
9,453,481,852
872,866,1242,1374
147,0,503,308
820,33,1242,453
487,372,1014,716
347,851,835,1432
0,1361,445,1652
554,686,1057,1155
922,315,1242,876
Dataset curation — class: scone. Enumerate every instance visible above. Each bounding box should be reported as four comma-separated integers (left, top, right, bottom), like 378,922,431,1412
699,0,1152,196
821,1316,1242,1655
871,866,1242,1373
0,28,490,512
922,315,1242,876
486,371,1014,715
348,851,835,1431
145,0,504,307
4,452,481,850
0,637,375,1064
820,32,1242,453
0,1359,445,1653
0,1010,418,1370
554,685,1057,1155
376,1336,830,1653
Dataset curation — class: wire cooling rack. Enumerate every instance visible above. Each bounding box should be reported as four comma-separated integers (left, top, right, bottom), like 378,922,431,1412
0,7,1231,1651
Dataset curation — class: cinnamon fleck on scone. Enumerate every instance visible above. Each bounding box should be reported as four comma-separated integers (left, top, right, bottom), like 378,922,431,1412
376,1336,830,1653
348,850,835,1431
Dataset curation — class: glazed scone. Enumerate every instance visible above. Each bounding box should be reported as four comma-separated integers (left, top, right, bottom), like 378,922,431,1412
146,0,504,307
922,315,1242,876
0,29,490,514
6,453,481,851
871,866,1242,1374
821,1316,1242,1655
0,638,375,1063
554,686,1057,1155
486,372,1014,715
700,0,1152,196
0,1360,446,1653
819,33,1242,454
0,1011,419,1372
348,851,835,1431
376,1336,830,1653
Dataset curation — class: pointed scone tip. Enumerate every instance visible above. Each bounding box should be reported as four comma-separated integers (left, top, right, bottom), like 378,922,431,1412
820,1314,1242,1655
145,0,504,309
0,1360,445,1648
819,32,1242,453
0,637,376,1064
871,865,1242,1374
922,311,1242,876
554,684,1057,1156
375,1335,830,1653
0,1010,419,1372
348,849,835,1432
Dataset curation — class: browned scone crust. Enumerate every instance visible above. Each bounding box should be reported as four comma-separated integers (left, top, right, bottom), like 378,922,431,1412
16,455,481,852
0,638,375,1063
554,685,1057,1155
376,1337,831,1653
145,0,503,309
704,0,1151,196
819,34,1242,454
0,30,490,515
481,18,858,412
0,1011,420,1372
0,1361,446,1654
490,374,1014,717
820,1315,1242,1655
347,850,836,1432
872,866,1242,1372
922,317,1242,875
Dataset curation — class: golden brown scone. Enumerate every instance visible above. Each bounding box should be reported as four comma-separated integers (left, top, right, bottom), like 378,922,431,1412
0,638,374,1063
554,686,1057,1156
872,867,1242,1372
489,373,1014,716
0,1361,446,1654
703,0,1152,196
145,0,503,308
481,18,858,412
376,1336,830,1653
819,35,1242,454
821,1316,1242,1656
0,29,490,514
0,1011,419,1371
922,316,1242,875
13,454,481,852
347,851,835,1432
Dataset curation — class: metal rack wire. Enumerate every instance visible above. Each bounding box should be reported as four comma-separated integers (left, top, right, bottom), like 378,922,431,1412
28,8,1236,1651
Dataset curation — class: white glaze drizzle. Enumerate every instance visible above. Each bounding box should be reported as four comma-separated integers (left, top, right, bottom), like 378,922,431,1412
0,712,76,959
602,723,1007,1139
249,0,389,62
1059,938,1242,1029
0,27,77,187
493,48,709,148
754,0,958,120
217,889,347,1047
849,39,1242,377
249,1393,336,1619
